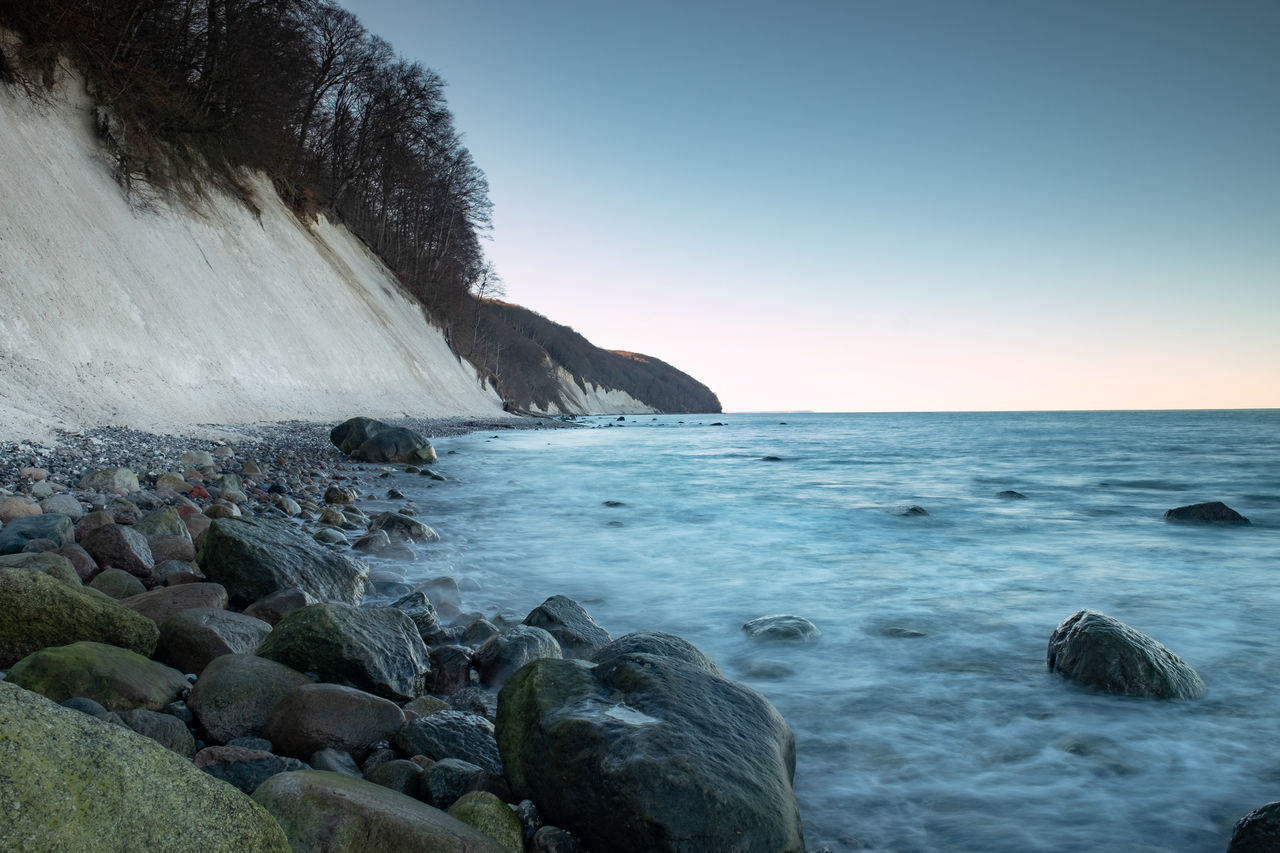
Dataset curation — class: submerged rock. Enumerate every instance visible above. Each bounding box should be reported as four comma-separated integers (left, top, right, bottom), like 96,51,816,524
0,681,289,852
1163,501,1250,525
742,614,821,642
1046,610,1205,699
497,640,804,852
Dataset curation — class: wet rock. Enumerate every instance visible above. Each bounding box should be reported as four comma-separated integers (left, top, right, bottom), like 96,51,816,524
324,484,357,505
425,758,484,810
394,710,504,776
742,614,821,642
120,582,229,625
81,523,155,580
367,758,427,798
369,511,440,543
253,769,505,852
1228,800,1280,853
0,681,290,852
391,589,444,640
473,625,562,688
256,603,430,702
262,682,405,762
448,791,523,853
0,567,158,667
353,528,393,554
313,526,348,545
429,645,474,695
89,567,147,599
591,631,722,675
117,707,197,758
197,517,369,607
158,607,273,674
448,687,499,723
352,427,438,465
896,505,929,516
532,826,588,853
0,512,75,555
310,746,363,777
243,587,317,626
194,744,308,794
188,653,313,744
1046,610,1205,699
523,595,611,658
1163,501,1250,525
6,640,187,710
497,644,804,853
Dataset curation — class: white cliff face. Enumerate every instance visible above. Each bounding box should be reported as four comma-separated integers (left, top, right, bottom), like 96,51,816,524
529,366,658,417
0,69,508,442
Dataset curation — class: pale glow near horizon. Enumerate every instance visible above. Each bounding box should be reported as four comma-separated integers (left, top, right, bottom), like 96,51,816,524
338,0,1279,412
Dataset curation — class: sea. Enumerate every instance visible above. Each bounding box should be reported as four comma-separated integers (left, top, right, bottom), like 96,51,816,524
367,409,1280,852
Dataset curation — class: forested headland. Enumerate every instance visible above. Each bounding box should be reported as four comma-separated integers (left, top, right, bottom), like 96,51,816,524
0,0,720,414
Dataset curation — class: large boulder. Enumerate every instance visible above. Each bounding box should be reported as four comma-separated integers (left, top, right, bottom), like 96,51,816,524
1046,610,1206,699
351,427,438,465
496,644,805,852
256,603,430,702
0,566,159,667
188,653,313,744
1163,501,1250,525
158,608,273,674
198,517,369,607
0,513,75,555
81,523,156,579
0,550,81,585
523,595,611,658
330,417,388,454
253,770,505,852
6,640,188,710
120,582,230,626
394,710,504,776
0,681,290,851
262,682,405,761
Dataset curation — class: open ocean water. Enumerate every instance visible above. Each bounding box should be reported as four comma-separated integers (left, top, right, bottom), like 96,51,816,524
372,409,1280,852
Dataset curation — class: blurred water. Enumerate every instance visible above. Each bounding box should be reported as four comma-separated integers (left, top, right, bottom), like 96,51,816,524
379,410,1280,852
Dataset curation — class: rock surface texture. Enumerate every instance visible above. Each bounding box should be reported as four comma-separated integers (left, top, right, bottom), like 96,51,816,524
0,681,290,852
497,638,805,852
1046,610,1206,699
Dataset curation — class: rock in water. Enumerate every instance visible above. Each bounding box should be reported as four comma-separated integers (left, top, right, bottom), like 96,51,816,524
256,603,430,702
0,567,159,667
1228,801,1280,853
1046,610,1205,699
742,614,821,642
496,641,805,852
0,682,289,851
1163,501,1250,525
253,770,506,852
198,517,369,607
522,595,611,658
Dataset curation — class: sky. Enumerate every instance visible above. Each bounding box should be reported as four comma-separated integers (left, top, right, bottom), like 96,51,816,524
337,0,1279,413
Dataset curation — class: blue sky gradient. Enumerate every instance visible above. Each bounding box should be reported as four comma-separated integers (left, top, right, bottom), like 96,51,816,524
339,0,1279,411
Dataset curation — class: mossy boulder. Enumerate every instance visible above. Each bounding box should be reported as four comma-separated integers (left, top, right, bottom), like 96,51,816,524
6,640,188,710
1047,610,1206,699
0,550,81,585
0,567,159,667
252,770,505,852
0,681,289,852
198,517,369,607
256,603,429,702
448,791,523,853
496,642,805,852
